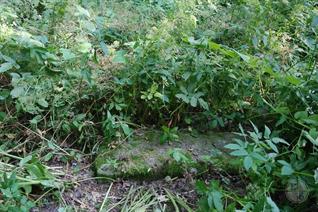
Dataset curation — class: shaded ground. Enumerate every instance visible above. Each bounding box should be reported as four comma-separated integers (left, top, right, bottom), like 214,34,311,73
31,154,246,212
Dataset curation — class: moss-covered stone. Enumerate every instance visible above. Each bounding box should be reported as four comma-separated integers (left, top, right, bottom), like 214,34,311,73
94,130,238,180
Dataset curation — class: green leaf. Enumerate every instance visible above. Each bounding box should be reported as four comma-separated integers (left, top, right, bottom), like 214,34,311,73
236,51,250,62
0,111,6,122
198,98,209,110
266,196,279,212
190,96,198,107
314,168,318,184
60,48,76,60
77,41,92,53
243,156,253,170
0,62,14,73
19,155,33,167
230,149,248,156
304,131,318,146
224,143,241,150
113,50,126,63
286,75,301,85
264,125,271,139
272,137,289,145
121,123,132,136
75,5,90,17
37,98,49,108
294,111,308,120
208,41,221,50
10,86,25,98
176,93,189,103
303,115,318,126
281,165,294,176
267,140,279,153
211,191,223,211
100,41,109,56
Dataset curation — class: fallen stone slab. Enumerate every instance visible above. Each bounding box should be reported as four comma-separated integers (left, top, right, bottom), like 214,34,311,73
94,130,239,180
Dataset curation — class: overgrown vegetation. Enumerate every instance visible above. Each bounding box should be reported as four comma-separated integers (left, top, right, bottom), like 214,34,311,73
0,0,317,211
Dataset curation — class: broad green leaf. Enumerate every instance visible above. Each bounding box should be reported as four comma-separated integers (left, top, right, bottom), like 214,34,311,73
243,156,253,170
211,191,223,211
60,48,76,60
75,5,90,17
190,96,197,107
121,123,132,136
198,98,209,110
208,41,221,50
77,41,92,53
304,131,318,146
176,93,189,103
266,197,279,212
264,125,271,139
236,51,250,62
0,112,6,122
0,62,14,73
230,149,248,156
294,111,308,120
100,41,109,56
286,75,301,85
37,98,49,108
272,137,289,145
251,152,267,161
224,143,241,150
19,155,33,167
281,165,294,176
113,50,126,63
303,115,318,126
267,140,279,153
10,86,25,98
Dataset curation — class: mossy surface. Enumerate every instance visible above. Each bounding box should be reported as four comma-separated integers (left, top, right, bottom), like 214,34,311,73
94,130,238,180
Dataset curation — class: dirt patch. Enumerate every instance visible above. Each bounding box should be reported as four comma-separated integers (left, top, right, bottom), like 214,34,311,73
31,153,246,211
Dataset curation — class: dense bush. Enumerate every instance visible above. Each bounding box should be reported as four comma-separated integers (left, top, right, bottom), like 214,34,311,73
0,0,317,210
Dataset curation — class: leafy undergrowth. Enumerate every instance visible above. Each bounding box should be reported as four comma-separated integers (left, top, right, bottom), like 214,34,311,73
0,0,318,211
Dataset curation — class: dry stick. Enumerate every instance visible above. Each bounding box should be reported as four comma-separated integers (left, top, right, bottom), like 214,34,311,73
99,182,114,212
